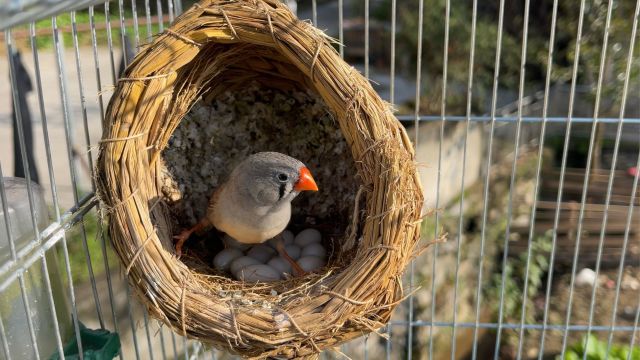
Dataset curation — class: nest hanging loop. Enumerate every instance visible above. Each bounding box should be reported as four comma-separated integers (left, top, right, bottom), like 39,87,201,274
96,0,425,358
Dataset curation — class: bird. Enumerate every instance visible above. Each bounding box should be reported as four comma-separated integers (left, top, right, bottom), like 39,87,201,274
173,152,319,276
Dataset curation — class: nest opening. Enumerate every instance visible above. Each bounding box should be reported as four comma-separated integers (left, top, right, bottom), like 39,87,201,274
160,81,361,279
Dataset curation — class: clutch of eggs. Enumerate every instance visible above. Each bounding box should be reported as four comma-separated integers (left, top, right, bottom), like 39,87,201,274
213,228,326,282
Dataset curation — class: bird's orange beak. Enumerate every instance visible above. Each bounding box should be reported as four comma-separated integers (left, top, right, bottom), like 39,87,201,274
295,167,319,192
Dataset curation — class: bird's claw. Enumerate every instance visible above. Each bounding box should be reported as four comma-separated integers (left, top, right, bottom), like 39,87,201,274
173,232,191,258
274,236,307,277
291,262,307,277
173,220,208,258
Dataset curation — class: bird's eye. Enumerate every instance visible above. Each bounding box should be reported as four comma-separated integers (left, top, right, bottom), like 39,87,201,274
277,173,288,182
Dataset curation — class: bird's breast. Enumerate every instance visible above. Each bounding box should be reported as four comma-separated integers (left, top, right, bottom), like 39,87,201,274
208,189,291,244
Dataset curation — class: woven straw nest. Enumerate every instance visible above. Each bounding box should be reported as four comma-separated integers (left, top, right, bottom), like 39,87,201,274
96,0,425,358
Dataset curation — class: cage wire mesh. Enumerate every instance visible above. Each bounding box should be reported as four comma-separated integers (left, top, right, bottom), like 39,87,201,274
0,0,638,359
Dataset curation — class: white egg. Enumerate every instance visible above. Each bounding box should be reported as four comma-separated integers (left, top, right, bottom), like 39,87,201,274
230,256,261,275
213,248,243,271
223,235,251,251
237,264,281,282
267,257,293,275
297,256,326,272
281,230,295,245
284,244,301,260
246,244,276,263
576,268,597,287
294,228,322,247
267,230,294,249
301,242,326,259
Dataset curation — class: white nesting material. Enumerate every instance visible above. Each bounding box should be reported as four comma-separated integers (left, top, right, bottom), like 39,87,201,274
297,256,325,272
237,264,281,282
213,248,243,271
301,242,326,259
284,244,301,260
230,256,261,276
246,244,276,263
294,228,322,248
267,257,293,275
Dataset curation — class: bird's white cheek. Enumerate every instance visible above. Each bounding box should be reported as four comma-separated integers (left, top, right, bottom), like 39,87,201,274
256,188,279,205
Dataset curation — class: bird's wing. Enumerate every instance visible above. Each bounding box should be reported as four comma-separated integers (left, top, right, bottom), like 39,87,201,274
206,185,224,225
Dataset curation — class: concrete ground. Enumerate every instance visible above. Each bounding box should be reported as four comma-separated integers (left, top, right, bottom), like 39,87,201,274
1,46,114,209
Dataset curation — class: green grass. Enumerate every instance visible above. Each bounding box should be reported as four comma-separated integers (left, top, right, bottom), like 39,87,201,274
561,335,640,360
60,209,117,284
10,10,163,51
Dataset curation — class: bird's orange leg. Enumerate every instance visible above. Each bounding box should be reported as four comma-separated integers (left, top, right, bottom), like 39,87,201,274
173,219,208,257
275,237,306,277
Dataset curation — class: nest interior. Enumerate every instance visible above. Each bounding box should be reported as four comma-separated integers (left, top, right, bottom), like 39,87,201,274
161,83,358,268
96,0,424,358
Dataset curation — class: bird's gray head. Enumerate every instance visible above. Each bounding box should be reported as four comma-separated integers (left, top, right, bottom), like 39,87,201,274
230,152,318,207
